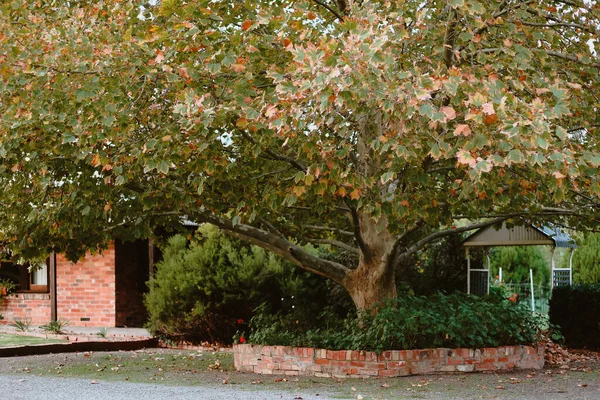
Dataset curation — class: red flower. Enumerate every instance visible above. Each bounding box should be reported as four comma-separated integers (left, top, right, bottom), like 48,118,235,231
239,337,246,343
237,319,244,324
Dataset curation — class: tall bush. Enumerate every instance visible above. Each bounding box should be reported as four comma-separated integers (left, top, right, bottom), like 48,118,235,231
144,224,352,344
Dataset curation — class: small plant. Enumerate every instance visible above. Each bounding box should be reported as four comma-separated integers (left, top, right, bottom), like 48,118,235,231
0,278,17,298
97,327,108,338
40,319,69,335
11,317,31,332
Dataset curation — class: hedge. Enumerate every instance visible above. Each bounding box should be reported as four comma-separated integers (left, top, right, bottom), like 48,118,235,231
549,284,600,349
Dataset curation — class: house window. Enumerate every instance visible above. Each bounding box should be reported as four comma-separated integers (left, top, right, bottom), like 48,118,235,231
0,259,49,293
30,262,48,292
0,261,22,291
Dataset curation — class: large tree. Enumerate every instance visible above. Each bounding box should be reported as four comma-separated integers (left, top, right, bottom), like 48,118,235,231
1,0,599,310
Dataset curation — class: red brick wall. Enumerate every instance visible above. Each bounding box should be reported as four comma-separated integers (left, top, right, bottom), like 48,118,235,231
0,294,51,325
234,344,545,377
56,246,116,327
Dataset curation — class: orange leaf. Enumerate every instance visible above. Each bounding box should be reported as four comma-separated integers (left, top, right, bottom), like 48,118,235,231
484,113,498,124
400,200,409,207
441,106,456,121
231,64,246,73
91,154,102,167
178,67,190,80
453,124,472,136
292,185,306,197
153,50,164,64
337,187,347,197
349,189,361,200
241,20,252,31
236,118,249,129
282,38,293,49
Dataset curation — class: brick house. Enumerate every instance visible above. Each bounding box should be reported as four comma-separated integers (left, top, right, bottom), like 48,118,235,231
0,239,155,327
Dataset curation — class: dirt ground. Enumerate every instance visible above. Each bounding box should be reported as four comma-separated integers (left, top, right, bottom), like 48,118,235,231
1,348,600,399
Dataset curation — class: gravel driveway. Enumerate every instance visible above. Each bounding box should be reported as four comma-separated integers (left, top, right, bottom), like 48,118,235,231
0,375,329,400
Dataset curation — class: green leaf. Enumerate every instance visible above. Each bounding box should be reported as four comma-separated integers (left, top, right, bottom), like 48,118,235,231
158,161,170,174
418,103,434,119
62,135,77,144
506,149,525,164
380,171,395,184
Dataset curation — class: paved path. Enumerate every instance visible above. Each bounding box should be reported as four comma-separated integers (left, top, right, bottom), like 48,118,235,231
0,375,328,400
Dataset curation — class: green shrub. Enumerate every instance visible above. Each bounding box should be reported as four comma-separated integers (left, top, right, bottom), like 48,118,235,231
549,284,600,349
248,292,545,352
144,224,352,344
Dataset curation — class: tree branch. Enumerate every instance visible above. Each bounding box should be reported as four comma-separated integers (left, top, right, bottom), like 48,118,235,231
395,217,509,264
240,131,307,172
443,10,458,68
312,0,344,21
343,199,370,258
194,211,350,283
300,236,359,255
545,50,600,68
258,217,285,238
304,224,354,237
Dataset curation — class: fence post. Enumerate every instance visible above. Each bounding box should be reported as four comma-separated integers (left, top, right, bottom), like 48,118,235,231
551,247,556,289
529,268,535,312
466,248,471,295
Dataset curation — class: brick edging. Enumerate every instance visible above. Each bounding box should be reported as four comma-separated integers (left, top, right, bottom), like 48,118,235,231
0,338,158,358
234,344,545,378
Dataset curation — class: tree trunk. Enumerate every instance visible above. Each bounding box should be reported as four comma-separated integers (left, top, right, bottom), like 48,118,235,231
345,258,397,311
344,213,397,311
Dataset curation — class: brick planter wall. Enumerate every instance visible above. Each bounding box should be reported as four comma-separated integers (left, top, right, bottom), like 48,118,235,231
234,344,544,378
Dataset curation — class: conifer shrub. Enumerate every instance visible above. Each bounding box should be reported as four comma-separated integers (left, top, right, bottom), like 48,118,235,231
144,224,352,344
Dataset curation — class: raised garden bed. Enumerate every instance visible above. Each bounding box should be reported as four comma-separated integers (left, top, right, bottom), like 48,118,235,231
234,344,544,378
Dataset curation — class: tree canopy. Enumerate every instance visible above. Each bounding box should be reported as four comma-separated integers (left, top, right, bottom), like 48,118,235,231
1,0,599,309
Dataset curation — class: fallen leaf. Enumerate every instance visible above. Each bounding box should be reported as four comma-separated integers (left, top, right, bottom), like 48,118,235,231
496,385,504,390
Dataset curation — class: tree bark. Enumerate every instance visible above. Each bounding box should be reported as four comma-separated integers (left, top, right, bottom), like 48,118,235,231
343,212,397,311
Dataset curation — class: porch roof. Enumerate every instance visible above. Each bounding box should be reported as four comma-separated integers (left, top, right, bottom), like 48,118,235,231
463,220,577,249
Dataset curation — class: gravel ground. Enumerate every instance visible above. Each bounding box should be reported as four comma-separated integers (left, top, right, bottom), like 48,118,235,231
0,374,329,400
1,349,600,399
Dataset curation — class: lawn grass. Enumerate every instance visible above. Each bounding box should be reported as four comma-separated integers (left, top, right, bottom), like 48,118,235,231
0,333,66,347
